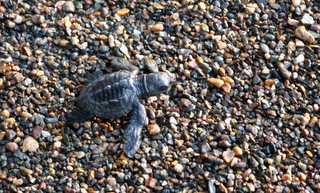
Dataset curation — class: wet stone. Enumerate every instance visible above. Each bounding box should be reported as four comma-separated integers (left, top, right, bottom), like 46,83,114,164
144,58,159,73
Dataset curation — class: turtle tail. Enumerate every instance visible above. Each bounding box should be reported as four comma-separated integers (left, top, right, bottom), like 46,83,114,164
66,109,93,124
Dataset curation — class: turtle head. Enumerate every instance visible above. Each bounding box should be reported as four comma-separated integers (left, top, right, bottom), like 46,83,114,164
142,72,174,97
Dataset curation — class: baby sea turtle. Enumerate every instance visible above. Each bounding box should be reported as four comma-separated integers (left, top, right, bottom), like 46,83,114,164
67,57,173,158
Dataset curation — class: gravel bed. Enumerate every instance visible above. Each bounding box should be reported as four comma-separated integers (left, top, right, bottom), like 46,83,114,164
0,0,319,192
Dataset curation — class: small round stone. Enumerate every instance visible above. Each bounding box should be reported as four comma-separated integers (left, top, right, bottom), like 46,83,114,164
232,146,243,156
148,124,161,135
6,118,16,126
281,173,292,183
6,142,19,152
1,109,10,118
62,1,75,13
31,15,45,24
151,23,164,31
173,163,184,173
292,0,301,6
107,176,117,186
221,83,231,93
53,141,62,150
260,43,270,53
32,126,43,139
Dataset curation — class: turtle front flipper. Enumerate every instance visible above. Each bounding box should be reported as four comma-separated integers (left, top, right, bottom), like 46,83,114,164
111,57,139,75
124,102,146,158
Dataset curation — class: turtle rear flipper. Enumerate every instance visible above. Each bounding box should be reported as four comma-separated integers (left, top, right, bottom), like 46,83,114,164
66,109,94,124
124,102,146,158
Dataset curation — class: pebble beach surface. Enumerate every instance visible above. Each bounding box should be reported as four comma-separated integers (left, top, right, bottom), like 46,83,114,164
0,0,319,192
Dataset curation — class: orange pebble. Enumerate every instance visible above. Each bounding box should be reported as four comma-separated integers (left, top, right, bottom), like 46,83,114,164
116,8,130,16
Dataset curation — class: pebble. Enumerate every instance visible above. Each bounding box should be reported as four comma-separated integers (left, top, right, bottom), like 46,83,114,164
31,15,45,24
221,83,231,93
22,136,39,152
1,109,10,118
292,0,301,6
277,62,292,79
20,166,33,175
41,130,51,138
232,146,243,156
294,26,315,43
146,177,157,188
13,178,24,186
21,111,32,118
116,8,130,16
198,2,206,11
6,130,16,140
53,141,62,150
260,43,270,53
144,58,159,73
173,163,184,173
301,14,315,25
208,78,224,88
6,117,16,126
281,173,292,183
148,124,161,135
6,142,19,152
62,1,75,13
107,176,117,186
293,54,305,64
222,151,235,163
151,23,164,31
